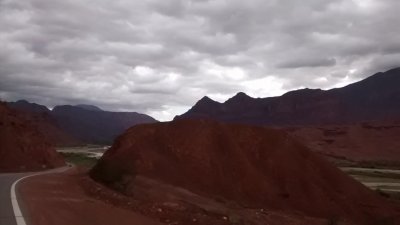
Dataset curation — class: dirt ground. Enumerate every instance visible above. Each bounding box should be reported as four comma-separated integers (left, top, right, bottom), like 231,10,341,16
18,167,161,225
19,168,341,225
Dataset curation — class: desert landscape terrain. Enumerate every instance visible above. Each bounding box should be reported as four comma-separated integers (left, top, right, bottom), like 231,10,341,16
2,68,400,225
1,0,400,223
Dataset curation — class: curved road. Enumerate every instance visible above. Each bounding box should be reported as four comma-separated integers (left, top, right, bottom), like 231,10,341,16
0,167,69,225
0,172,31,225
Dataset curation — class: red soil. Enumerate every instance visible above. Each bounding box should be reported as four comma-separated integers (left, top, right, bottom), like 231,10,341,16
18,168,161,225
19,168,335,225
0,102,64,172
91,119,400,224
288,120,400,162
83,174,335,225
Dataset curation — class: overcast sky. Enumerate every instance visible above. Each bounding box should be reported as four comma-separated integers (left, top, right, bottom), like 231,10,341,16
1,0,399,121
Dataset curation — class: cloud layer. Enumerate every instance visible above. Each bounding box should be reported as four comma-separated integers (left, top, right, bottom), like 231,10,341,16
1,0,399,120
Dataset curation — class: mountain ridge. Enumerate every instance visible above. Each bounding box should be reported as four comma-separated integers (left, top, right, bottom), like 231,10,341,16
176,67,400,125
74,104,103,111
7,100,158,145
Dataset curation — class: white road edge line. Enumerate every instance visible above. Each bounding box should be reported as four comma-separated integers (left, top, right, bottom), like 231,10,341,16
10,166,70,225
10,173,38,225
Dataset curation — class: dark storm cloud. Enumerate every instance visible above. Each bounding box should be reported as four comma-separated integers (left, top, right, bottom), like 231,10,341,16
0,0,399,120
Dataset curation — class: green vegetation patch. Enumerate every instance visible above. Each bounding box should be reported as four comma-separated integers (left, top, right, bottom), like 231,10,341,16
60,152,98,168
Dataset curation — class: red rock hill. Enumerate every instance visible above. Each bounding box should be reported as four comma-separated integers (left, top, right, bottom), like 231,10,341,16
91,120,400,224
0,102,65,172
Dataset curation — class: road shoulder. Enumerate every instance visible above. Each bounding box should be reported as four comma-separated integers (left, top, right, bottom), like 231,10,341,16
17,167,161,225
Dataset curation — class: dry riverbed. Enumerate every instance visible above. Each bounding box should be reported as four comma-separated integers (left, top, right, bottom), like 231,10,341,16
340,167,400,202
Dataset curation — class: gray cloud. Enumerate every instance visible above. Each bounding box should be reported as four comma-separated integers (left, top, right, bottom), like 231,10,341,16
0,0,399,120
277,57,337,68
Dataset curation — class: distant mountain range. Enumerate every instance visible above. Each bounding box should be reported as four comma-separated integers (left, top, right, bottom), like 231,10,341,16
7,100,157,145
175,67,400,162
176,67,400,125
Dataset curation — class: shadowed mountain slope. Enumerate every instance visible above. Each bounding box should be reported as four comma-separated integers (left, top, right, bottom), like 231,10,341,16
176,68,400,125
7,101,158,145
52,105,157,144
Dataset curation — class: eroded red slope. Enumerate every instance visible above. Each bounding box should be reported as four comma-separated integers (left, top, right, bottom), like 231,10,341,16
91,119,400,224
0,102,65,172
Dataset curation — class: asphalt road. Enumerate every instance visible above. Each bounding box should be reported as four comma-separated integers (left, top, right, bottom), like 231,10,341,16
0,172,31,225
0,167,70,225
